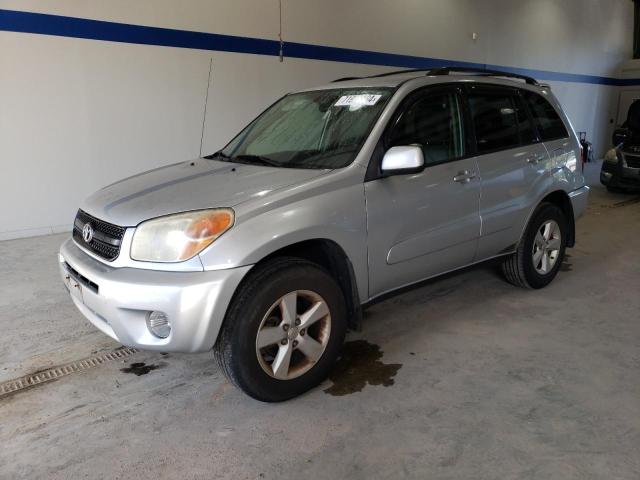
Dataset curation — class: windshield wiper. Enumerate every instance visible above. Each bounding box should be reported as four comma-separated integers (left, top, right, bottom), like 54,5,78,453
203,150,232,161
286,146,357,167
233,154,283,168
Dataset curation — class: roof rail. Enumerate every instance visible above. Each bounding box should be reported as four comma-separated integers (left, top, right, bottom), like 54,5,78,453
332,66,540,86
366,68,434,79
332,68,432,83
427,67,539,85
331,76,363,82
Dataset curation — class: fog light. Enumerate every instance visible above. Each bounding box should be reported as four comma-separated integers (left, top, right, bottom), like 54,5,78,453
147,311,171,338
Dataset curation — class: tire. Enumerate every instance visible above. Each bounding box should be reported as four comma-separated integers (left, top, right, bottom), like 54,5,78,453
607,185,626,194
501,203,568,289
213,257,347,402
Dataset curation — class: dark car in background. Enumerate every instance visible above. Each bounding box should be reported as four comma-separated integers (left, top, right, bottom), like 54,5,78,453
602,99,640,192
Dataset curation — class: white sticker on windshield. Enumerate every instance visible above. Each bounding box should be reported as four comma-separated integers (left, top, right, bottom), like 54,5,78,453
334,94,382,107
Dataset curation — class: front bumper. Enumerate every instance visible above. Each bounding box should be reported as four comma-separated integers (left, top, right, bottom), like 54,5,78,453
59,238,251,352
601,161,640,188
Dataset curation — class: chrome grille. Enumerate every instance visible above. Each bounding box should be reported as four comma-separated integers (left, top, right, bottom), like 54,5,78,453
72,210,125,261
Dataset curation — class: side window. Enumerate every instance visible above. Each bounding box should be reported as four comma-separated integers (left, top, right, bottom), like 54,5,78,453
513,95,538,145
467,92,520,153
521,90,568,141
388,92,465,165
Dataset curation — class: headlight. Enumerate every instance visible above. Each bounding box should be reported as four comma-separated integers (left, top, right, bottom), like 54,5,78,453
131,209,234,262
604,148,619,164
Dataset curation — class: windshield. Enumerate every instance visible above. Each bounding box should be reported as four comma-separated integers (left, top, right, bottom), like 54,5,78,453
213,88,393,169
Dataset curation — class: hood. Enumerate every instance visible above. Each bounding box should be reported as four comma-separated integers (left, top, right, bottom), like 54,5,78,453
81,159,327,226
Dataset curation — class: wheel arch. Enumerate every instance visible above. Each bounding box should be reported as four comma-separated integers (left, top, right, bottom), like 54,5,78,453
230,238,363,332
522,190,576,247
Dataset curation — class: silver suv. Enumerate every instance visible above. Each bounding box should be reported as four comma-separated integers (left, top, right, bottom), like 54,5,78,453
59,67,589,401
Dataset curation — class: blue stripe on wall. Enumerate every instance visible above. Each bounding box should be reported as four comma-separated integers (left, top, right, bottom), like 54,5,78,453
1,8,638,87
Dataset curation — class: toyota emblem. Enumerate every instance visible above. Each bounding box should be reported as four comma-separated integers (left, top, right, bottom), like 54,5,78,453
82,223,94,243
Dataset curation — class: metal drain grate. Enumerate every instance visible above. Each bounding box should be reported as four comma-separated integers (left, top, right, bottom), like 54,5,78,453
0,347,138,398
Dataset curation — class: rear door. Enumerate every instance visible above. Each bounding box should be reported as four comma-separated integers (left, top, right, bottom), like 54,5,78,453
466,85,551,260
365,85,481,298
521,89,572,170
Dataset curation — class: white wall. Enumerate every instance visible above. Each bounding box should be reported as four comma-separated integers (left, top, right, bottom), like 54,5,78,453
0,0,633,240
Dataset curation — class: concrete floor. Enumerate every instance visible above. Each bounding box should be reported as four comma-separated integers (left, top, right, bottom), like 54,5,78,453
1,168,639,479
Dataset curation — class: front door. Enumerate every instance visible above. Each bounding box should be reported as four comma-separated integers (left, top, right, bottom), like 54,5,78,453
365,87,481,298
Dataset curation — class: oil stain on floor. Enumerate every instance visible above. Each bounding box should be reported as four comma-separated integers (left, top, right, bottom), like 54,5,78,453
120,362,164,376
603,195,640,208
324,340,402,396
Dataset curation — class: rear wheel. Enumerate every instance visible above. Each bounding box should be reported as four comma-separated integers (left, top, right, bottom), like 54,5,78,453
501,203,567,289
213,257,347,402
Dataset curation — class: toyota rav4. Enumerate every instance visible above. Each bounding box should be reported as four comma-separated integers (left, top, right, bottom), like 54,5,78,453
59,67,589,401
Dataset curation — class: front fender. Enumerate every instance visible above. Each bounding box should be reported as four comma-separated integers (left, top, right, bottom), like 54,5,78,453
197,179,369,303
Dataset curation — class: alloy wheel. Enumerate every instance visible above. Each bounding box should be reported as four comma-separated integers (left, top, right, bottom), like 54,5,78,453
532,220,562,274
255,290,331,380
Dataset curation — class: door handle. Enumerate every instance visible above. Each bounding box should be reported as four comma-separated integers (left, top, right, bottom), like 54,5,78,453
453,170,477,183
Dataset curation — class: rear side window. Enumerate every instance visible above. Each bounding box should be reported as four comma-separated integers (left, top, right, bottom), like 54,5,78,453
521,91,568,141
513,95,538,145
467,92,522,153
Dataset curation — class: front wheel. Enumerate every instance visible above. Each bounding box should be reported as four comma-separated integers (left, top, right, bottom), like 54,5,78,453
501,203,567,289
213,257,347,402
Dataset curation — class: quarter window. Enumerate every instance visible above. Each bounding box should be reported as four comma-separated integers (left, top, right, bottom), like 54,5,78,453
521,91,568,141
388,92,465,165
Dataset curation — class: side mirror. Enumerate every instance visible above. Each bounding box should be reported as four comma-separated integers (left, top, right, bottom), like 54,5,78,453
381,146,425,176
612,128,630,146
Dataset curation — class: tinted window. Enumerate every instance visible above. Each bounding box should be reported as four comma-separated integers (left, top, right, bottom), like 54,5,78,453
388,92,465,165
513,95,537,144
522,90,568,141
468,92,521,153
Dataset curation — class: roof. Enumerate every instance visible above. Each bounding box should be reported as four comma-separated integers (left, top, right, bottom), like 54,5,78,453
305,67,547,92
